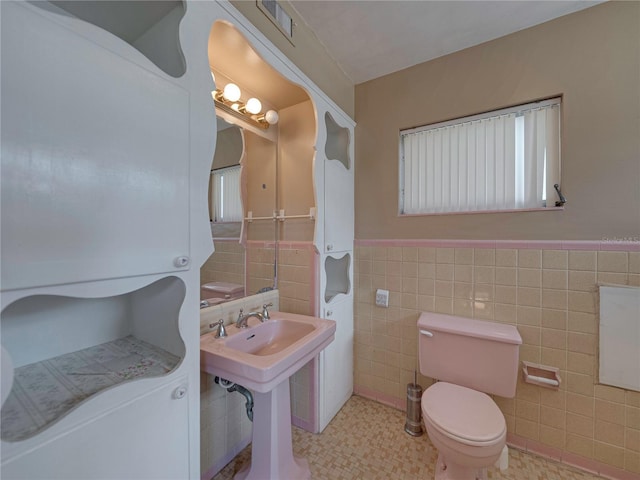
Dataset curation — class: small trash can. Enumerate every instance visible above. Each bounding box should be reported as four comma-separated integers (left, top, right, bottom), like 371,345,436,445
404,382,423,436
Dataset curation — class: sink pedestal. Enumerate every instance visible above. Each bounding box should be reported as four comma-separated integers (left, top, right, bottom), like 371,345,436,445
235,379,310,480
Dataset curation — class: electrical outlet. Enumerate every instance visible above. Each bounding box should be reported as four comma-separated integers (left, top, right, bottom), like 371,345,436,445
375,289,389,308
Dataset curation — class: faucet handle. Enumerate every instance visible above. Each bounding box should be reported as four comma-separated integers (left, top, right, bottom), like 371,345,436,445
262,303,273,320
212,319,227,339
237,308,244,321
214,319,227,338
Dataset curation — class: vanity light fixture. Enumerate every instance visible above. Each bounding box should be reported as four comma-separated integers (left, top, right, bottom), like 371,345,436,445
244,97,262,115
259,109,279,125
212,80,279,129
222,83,241,102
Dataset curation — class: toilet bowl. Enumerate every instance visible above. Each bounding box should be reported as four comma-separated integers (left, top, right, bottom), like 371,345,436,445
422,382,506,480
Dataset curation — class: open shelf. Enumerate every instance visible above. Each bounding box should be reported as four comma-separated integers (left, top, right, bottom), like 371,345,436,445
324,112,350,170
0,277,185,442
38,1,186,77
1,335,180,442
324,253,351,303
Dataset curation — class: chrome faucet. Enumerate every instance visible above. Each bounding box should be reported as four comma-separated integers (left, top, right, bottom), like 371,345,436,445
236,308,264,329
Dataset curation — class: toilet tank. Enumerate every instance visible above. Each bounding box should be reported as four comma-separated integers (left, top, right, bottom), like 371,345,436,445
418,312,522,398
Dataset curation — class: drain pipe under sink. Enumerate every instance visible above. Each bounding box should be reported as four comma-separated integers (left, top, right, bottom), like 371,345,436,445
215,377,254,422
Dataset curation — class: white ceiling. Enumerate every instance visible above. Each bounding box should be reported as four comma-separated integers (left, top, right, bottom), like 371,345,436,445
289,0,604,84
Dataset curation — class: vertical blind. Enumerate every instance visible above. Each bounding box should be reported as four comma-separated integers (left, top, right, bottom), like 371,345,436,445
400,99,561,214
211,165,242,222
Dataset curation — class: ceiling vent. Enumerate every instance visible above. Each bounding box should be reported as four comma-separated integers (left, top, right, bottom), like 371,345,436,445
257,0,294,43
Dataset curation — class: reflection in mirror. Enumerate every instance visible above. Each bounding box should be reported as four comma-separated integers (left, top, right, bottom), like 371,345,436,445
243,130,277,295
209,118,243,239
200,118,246,304
200,116,279,302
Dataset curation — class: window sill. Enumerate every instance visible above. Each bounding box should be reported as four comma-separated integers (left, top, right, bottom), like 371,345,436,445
399,206,564,217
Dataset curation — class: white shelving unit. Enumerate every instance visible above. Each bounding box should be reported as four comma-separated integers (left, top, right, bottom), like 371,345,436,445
1,1,213,478
317,107,355,432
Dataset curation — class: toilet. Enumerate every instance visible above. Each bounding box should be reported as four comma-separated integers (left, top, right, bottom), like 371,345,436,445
417,312,522,480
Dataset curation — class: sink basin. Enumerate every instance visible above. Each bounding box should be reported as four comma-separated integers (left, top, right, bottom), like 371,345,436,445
200,311,336,393
225,319,315,356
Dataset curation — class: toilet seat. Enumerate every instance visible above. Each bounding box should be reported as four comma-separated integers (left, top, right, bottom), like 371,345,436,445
422,382,506,447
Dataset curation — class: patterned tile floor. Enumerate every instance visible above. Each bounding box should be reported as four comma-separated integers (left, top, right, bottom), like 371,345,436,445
213,395,600,480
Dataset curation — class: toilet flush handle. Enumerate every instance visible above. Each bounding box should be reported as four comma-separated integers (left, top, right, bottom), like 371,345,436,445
419,329,433,337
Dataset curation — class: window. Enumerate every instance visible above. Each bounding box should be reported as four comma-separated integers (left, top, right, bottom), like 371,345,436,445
210,165,242,222
399,98,561,215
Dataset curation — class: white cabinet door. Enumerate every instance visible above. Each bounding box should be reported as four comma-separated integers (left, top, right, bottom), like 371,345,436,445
1,377,192,480
319,297,354,431
1,2,191,291
324,159,354,254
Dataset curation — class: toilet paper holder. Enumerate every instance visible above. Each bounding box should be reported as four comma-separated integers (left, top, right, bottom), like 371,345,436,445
522,361,561,389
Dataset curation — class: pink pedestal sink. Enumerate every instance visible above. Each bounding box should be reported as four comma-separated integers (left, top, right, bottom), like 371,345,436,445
201,311,336,480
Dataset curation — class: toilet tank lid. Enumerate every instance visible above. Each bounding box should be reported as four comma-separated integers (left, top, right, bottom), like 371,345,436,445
201,282,244,295
418,312,522,345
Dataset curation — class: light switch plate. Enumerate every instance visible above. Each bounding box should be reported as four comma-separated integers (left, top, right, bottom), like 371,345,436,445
375,289,389,308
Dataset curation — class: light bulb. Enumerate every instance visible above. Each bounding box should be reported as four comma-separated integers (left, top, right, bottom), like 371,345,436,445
222,83,241,102
245,98,262,115
264,110,279,125
231,103,241,111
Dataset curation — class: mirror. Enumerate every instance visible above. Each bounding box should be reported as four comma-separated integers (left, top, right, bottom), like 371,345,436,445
201,20,315,307
200,116,278,300
200,118,247,299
